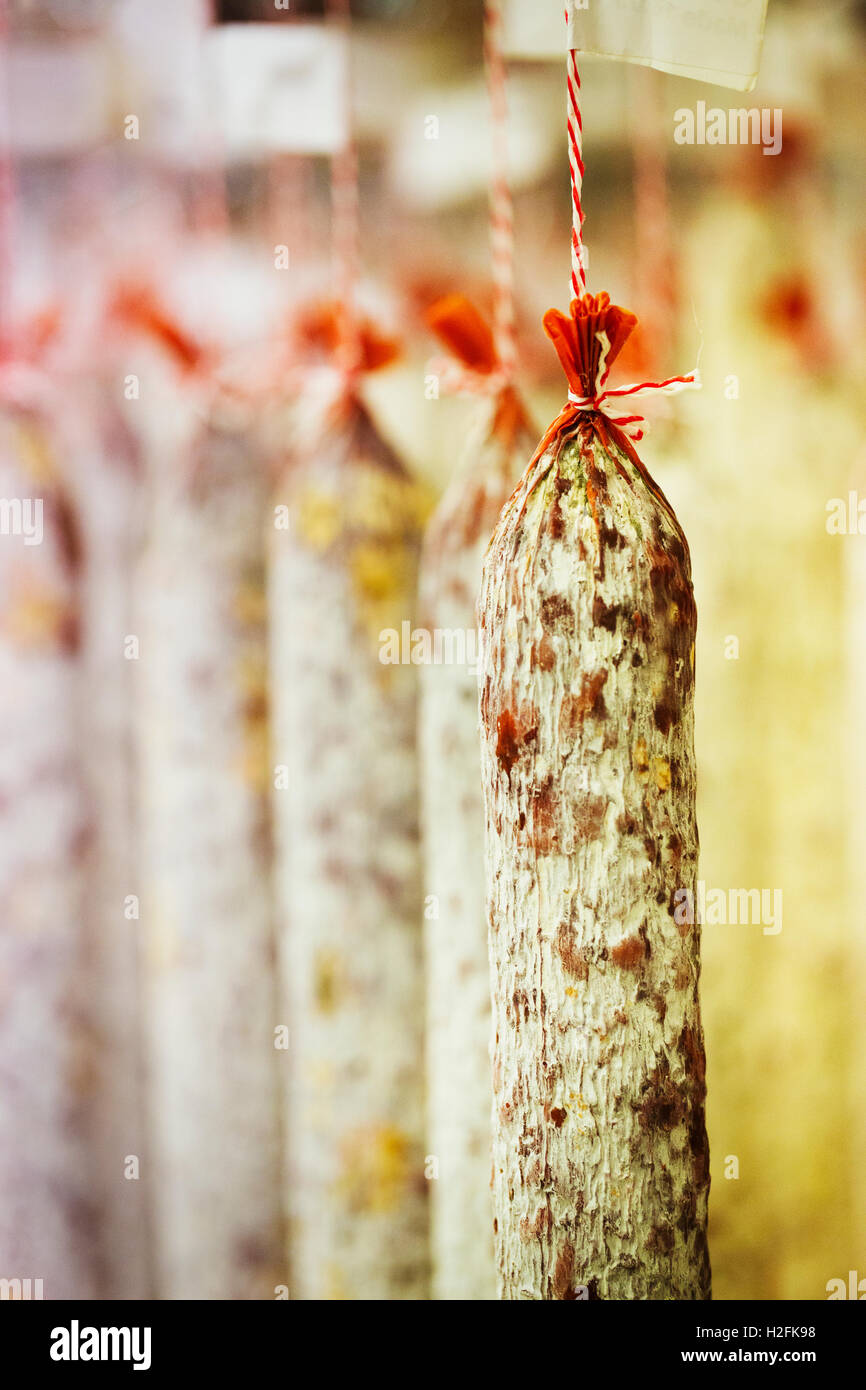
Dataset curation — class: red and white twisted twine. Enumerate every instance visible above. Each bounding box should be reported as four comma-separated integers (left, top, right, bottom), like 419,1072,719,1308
432,0,516,397
562,8,699,437
483,0,516,380
567,371,700,443
0,0,13,340
565,5,586,300
327,0,361,379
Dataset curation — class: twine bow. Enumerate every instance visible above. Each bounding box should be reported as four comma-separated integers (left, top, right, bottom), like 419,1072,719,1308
426,293,508,398
544,292,700,444
566,369,700,443
427,293,534,448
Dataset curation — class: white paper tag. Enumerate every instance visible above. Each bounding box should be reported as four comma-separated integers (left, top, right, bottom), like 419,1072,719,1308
504,0,769,93
1,38,113,153
110,0,209,162
206,24,349,157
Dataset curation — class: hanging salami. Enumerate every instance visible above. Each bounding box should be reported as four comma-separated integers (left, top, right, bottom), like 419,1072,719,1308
0,395,97,1299
270,314,431,1299
419,294,535,1301
66,385,151,1299
128,296,284,1300
478,291,710,1301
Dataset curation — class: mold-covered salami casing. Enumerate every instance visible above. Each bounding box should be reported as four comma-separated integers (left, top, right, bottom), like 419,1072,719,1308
0,406,98,1299
270,389,430,1300
138,408,284,1299
419,386,535,1301
64,393,152,1299
478,342,710,1299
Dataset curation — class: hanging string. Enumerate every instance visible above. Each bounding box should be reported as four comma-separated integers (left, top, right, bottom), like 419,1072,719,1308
0,0,13,343
539,13,700,448
193,0,230,242
327,0,361,381
564,4,586,300
482,0,517,379
425,3,518,398
630,63,676,370
268,155,314,282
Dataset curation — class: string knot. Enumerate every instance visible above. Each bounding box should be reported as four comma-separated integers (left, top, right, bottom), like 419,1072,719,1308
427,293,510,397
294,300,400,380
427,292,534,446
544,292,700,441
566,372,701,442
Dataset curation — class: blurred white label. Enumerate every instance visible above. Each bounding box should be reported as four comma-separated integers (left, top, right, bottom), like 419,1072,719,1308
110,0,208,161
504,0,769,92
207,24,349,156
1,38,112,153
